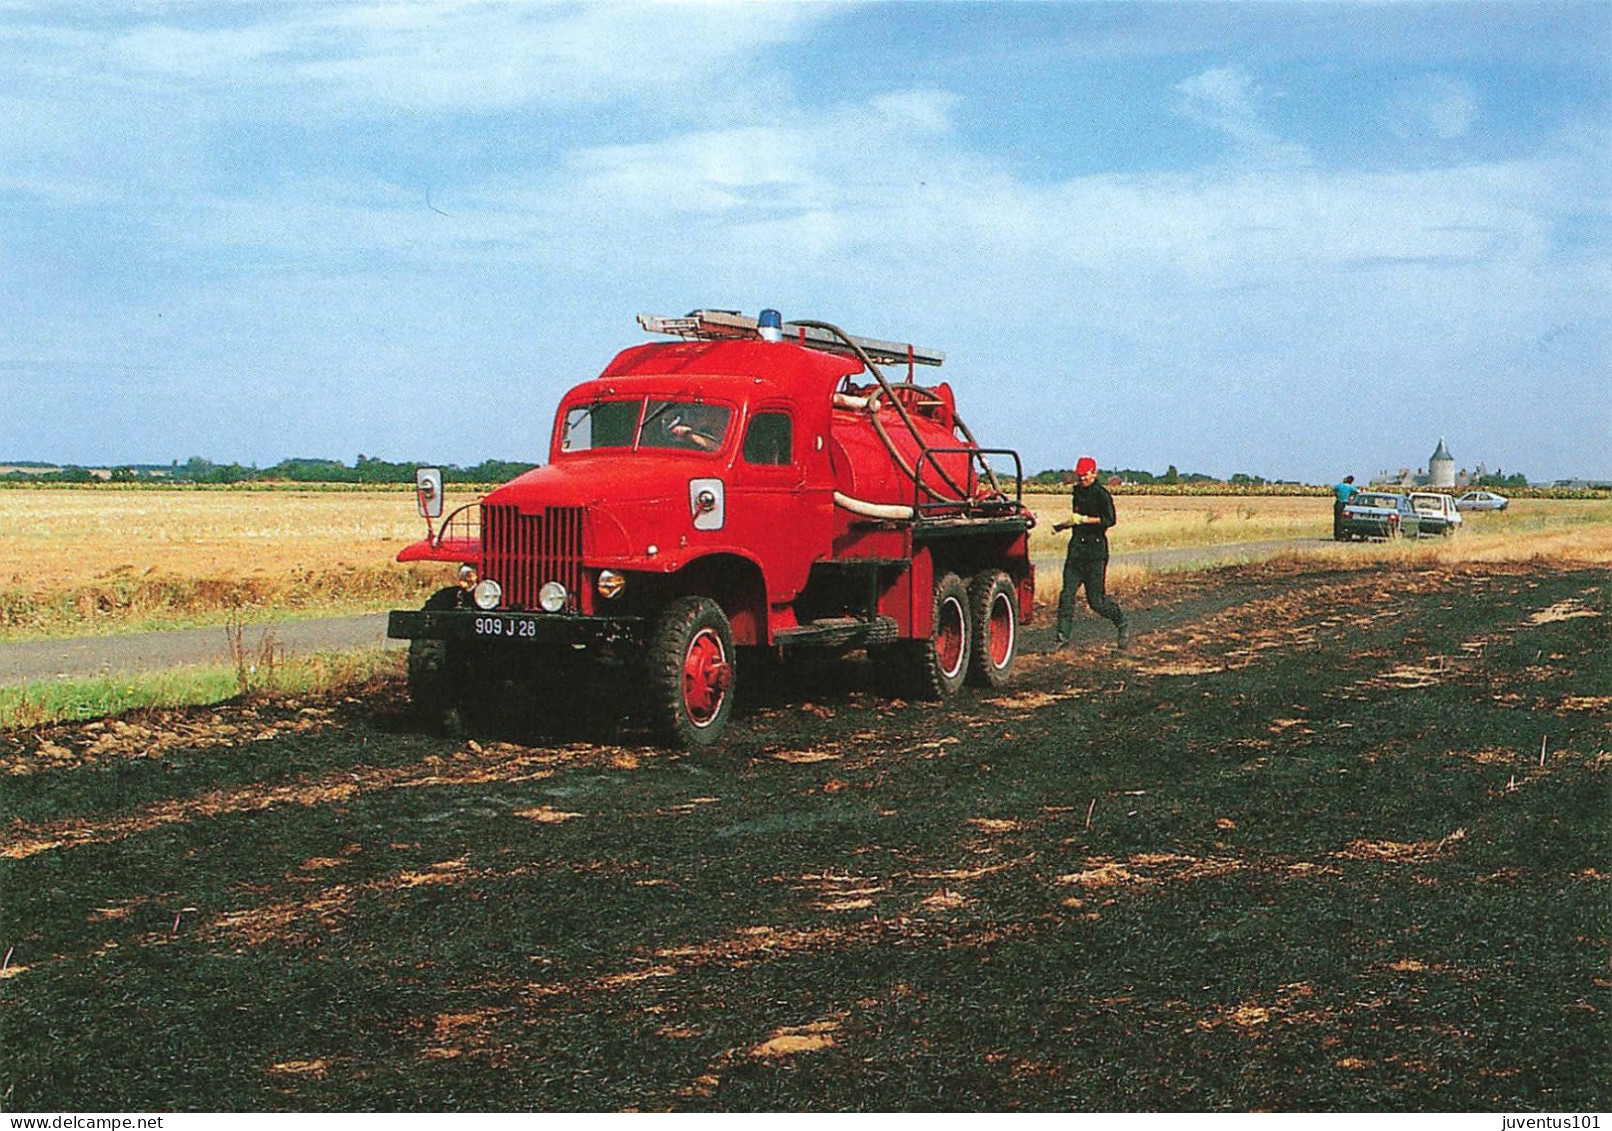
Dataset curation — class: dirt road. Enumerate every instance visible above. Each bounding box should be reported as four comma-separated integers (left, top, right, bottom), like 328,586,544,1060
0,538,1315,686
0,613,400,687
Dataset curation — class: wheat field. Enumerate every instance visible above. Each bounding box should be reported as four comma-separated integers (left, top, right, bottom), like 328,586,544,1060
0,486,477,638
2,484,1608,639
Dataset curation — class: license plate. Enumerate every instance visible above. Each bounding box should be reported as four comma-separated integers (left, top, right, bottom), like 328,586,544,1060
472,615,537,639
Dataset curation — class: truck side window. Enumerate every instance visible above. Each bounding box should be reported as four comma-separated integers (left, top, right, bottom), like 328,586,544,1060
742,412,792,466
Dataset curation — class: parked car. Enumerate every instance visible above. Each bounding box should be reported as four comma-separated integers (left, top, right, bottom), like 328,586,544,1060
1455,490,1509,511
1338,491,1422,540
1410,492,1464,536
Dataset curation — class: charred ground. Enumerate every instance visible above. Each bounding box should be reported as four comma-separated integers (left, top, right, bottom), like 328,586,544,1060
1,559,1607,1111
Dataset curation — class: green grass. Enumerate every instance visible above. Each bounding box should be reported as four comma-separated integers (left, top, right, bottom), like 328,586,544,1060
0,647,403,729
1,561,1606,1111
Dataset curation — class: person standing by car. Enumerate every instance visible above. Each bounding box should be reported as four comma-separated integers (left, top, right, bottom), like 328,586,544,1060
1332,475,1357,540
1052,456,1129,651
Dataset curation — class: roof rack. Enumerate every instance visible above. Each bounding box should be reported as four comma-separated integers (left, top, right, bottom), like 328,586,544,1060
637,309,944,367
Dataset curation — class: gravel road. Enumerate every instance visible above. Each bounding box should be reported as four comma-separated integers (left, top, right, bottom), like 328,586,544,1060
0,538,1321,687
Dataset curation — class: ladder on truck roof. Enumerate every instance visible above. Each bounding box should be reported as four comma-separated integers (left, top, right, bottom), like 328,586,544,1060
637,310,944,368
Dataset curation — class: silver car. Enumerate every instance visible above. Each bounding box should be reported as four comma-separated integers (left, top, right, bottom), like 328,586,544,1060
1339,492,1422,540
1455,490,1509,511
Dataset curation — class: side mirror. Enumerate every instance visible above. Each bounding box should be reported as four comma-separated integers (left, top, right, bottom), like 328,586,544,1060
415,467,444,520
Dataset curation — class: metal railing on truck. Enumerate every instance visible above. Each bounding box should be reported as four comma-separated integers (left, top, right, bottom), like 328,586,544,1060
912,447,1026,523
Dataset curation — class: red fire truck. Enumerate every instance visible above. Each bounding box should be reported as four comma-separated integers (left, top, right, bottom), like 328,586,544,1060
388,309,1035,747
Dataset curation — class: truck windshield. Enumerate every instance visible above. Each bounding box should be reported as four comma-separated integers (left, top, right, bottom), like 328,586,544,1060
561,399,732,454
562,401,639,450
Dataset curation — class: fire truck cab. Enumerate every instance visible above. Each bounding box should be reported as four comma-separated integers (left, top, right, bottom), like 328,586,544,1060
388,310,1034,747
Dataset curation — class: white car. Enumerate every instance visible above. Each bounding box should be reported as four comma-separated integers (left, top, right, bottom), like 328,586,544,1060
1410,492,1463,536
1455,490,1509,512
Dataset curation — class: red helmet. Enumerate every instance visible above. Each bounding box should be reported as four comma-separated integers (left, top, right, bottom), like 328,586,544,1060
1075,456,1098,476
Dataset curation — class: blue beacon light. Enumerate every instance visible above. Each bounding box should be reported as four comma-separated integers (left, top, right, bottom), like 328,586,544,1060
758,308,783,342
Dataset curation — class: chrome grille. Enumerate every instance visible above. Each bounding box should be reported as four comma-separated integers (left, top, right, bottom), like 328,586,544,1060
480,504,585,612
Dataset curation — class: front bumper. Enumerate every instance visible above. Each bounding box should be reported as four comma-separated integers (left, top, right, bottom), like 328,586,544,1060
388,608,644,647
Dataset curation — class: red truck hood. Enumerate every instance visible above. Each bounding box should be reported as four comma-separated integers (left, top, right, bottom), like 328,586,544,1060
484,455,713,511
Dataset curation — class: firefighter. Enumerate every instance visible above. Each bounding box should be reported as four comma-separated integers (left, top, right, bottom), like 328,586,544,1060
1052,456,1130,651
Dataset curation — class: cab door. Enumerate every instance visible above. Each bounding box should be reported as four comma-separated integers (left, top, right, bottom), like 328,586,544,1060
729,404,826,602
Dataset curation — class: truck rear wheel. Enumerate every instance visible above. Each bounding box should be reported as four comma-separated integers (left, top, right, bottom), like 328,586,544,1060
647,596,736,748
966,570,1018,688
895,571,971,701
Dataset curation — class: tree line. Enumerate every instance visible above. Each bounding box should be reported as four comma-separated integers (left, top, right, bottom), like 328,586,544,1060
2,455,539,485
1029,465,1280,487
4,456,1546,490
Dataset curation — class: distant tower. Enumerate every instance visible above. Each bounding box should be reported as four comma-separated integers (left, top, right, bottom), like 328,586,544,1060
1429,438,1456,489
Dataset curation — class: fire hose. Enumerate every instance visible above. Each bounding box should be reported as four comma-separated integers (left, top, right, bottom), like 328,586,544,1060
795,319,987,508
833,491,915,522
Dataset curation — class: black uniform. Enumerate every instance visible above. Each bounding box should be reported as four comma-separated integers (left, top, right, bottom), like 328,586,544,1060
1053,480,1128,646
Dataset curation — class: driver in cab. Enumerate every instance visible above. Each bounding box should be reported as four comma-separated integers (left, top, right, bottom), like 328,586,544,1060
667,404,723,451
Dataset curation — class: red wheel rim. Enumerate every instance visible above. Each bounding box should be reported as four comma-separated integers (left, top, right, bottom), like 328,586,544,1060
987,591,1014,669
936,595,965,679
681,627,731,727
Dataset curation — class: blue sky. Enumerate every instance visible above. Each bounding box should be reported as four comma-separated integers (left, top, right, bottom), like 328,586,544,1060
2,1,1607,483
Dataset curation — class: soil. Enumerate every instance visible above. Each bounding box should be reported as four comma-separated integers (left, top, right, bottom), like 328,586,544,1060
1,556,1606,1112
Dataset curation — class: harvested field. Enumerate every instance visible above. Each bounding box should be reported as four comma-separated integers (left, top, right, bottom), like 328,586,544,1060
0,486,477,639
6,485,1608,640
1,558,1606,1111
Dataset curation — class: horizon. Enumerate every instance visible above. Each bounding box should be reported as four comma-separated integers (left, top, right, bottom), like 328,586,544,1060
1,450,1588,489
2,3,1607,483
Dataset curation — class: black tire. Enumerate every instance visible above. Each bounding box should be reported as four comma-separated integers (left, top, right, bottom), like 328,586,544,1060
646,597,736,748
966,570,1018,688
406,587,468,724
897,571,971,701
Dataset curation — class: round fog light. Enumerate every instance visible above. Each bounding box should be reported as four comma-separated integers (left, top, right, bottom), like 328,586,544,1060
538,581,568,613
471,579,503,610
596,570,625,600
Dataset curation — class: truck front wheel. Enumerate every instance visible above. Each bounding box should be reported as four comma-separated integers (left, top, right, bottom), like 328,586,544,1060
647,597,736,748
407,587,469,725
967,570,1018,688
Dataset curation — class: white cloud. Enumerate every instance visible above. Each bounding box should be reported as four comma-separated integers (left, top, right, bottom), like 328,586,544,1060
1173,64,1311,167
501,95,1567,288
107,1,835,110
3,7,1605,479
1385,73,1478,142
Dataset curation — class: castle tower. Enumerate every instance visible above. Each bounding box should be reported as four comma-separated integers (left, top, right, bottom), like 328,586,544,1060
1429,438,1455,489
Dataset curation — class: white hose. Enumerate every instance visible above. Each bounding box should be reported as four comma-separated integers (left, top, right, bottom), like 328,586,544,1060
833,491,914,521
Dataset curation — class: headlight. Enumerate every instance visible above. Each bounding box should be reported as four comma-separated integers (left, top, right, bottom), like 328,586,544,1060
457,563,479,589
538,581,568,613
471,579,503,610
596,570,625,600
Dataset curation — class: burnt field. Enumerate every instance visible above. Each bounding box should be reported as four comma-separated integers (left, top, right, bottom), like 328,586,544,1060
1,559,1607,1112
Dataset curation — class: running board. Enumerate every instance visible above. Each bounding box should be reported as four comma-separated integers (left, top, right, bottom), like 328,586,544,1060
771,616,899,649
